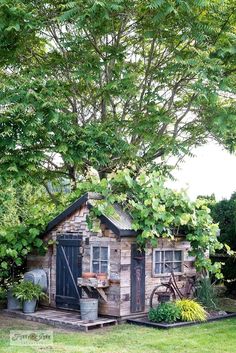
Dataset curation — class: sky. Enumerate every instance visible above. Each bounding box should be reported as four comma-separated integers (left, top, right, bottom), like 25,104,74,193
167,142,236,201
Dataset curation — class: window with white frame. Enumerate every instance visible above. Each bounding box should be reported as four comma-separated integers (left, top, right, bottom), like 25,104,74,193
91,246,109,274
153,249,183,275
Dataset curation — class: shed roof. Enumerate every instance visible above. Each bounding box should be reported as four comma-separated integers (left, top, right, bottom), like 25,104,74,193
43,192,137,237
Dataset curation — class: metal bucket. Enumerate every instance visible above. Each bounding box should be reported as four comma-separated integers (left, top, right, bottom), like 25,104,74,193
23,299,37,314
80,298,98,321
7,290,21,310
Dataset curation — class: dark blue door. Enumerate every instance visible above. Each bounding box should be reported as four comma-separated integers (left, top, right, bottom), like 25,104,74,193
56,234,82,310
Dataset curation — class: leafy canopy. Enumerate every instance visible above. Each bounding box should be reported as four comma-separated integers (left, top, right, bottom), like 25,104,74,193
0,0,236,188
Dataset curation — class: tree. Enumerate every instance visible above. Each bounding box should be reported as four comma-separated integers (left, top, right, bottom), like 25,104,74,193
211,193,236,249
210,192,236,291
0,0,236,189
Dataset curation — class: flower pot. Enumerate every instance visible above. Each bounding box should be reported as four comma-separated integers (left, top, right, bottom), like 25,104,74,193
23,299,37,314
96,273,107,280
82,272,96,279
80,298,98,321
7,289,21,310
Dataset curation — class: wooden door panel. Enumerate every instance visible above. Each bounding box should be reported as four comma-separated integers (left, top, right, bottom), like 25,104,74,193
56,234,82,310
130,244,145,313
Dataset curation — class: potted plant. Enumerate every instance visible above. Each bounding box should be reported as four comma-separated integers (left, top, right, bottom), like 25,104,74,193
13,281,47,314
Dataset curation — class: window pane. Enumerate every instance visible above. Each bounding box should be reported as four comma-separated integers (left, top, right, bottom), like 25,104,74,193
173,262,182,272
174,251,182,261
164,262,172,273
155,251,161,262
155,263,163,274
92,261,99,273
101,247,108,260
101,261,108,273
161,251,165,262
165,251,173,261
93,247,100,260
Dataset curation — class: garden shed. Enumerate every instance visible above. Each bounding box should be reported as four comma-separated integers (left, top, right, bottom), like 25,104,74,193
27,192,196,319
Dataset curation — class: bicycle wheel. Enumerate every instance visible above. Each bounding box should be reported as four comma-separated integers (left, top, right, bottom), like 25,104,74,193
150,284,176,308
187,277,196,298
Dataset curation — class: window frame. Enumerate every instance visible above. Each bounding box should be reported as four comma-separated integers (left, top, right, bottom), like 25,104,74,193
90,245,110,275
152,248,183,277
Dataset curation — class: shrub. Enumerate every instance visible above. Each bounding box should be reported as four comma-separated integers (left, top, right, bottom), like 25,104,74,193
195,277,218,310
148,302,181,323
221,257,236,294
176,299,207,322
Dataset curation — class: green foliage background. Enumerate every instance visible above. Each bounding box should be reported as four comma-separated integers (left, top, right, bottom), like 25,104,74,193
210,193,236,292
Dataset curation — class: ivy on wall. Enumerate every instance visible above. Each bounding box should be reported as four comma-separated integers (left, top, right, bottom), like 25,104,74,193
74,168,223,277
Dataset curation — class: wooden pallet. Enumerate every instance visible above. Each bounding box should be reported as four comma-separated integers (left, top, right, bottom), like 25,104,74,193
80,318,118,331
3,309,118,332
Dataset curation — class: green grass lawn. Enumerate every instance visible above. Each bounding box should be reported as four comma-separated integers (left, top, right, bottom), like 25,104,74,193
0,313,236,353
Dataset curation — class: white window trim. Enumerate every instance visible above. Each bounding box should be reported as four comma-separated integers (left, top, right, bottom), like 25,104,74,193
152,248,184,277
90,245,110,276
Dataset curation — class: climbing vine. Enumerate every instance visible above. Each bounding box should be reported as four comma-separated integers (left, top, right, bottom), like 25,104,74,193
74,168,223,277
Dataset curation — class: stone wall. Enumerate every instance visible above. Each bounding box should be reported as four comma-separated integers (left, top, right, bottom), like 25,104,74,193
27,202,122,316
119,237,195,317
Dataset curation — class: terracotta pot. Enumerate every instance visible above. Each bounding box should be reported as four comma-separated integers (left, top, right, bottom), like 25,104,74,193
96,273,108,280
82,272,96,279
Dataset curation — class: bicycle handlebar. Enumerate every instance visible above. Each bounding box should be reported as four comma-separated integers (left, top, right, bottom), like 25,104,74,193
164,263,190,272
164,263,190,269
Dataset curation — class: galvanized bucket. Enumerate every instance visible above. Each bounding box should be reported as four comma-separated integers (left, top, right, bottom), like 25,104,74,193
7,290,21,310
23,299,37,314
80,298,98,321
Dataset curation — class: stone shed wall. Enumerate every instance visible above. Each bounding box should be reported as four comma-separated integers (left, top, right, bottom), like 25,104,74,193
120,237,195,317
27,200,196,318
27,202,122,316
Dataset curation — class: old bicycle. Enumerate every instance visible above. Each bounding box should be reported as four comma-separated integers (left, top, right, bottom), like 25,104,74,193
150,264,196,308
